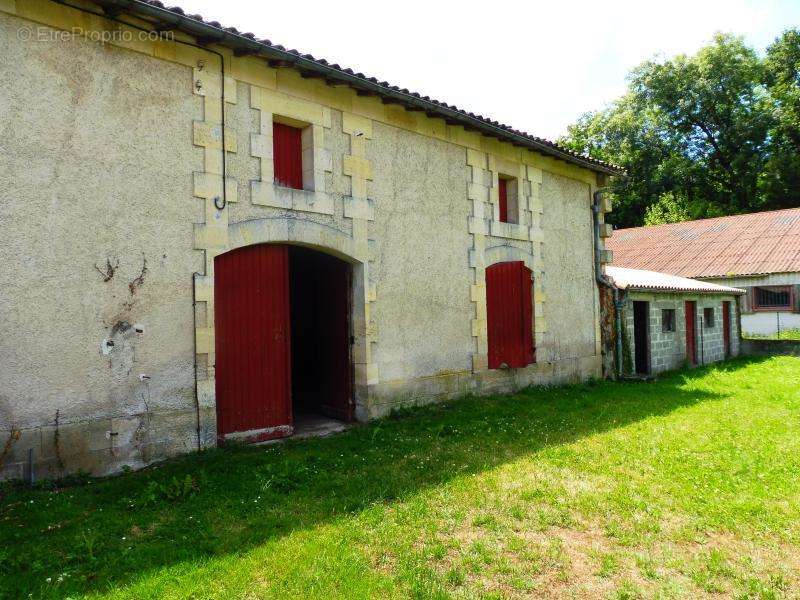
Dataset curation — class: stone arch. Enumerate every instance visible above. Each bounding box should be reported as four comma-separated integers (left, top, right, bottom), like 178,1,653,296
225,218,362,264
194,217,370,445
484,245,535,271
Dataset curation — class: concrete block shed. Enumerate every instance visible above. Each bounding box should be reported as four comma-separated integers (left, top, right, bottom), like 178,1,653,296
606,209,800,337
0,0,623,479
606,267,744,376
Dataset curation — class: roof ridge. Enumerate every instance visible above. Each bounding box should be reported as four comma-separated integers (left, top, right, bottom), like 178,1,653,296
606,207,800,278
613,207,800,234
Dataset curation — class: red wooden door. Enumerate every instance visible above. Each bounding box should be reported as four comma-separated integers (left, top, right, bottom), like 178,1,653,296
214,244,292,443
685,301,697,366
722,301,731,357
486,261,534,369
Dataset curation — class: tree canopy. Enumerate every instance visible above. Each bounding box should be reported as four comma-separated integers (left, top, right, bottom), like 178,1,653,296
559,31,800,227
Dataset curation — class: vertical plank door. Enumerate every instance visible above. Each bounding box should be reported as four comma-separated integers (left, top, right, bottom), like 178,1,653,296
215,244,292,443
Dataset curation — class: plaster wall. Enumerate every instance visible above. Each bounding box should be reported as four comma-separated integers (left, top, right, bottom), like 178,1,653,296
704,273,800,336
368,122,473,385
539,173,597,363
740,312,800,336
0,12,205,478
704,272,800,289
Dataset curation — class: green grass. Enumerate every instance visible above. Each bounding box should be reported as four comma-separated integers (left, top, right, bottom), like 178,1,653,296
2,356,800,599
744,328,800,341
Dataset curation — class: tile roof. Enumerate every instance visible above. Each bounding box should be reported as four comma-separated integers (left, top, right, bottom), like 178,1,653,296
605,267,744,295
92,0,622,175
606,208,800,279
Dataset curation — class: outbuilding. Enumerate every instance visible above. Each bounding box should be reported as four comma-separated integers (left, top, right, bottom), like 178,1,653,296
606,267,744,376
0,0,620,478
606,209,800,337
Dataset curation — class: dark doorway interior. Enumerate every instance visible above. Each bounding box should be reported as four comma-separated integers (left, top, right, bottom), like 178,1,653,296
633,301,650,375
288,246,353,424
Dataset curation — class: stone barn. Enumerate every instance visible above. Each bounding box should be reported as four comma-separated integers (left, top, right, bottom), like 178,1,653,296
0,0,620,479
606,267,744,376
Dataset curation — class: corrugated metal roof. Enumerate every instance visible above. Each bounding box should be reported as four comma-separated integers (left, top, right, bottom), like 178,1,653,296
88,0,622,175
605,267,744,295
606,208,800,278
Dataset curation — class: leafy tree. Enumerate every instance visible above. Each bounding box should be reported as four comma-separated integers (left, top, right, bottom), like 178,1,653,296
766,29,800,150
560,95,692,226
560,32,799,227
643,191,692,226
762,29,800,209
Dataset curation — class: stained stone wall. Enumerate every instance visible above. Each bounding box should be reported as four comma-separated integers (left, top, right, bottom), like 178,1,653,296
0,1,613,478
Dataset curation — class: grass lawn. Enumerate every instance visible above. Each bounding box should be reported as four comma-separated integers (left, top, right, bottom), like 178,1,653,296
2,356,800,599
744,329,800,341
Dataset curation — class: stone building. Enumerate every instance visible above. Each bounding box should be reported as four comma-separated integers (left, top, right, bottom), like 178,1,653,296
606,267,744,376
606,209,800,337
0,0,620,479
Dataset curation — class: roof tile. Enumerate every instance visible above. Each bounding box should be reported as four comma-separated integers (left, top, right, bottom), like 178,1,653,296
122,0,620,173
605,267,744,294
606,208,800,278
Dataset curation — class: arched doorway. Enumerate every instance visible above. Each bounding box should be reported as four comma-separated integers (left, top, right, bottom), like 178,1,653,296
214,243,353,443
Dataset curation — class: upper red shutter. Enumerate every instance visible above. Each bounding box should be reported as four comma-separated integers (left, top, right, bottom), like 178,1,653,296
273,122,303,190
486,261,534,369
498,178,508,223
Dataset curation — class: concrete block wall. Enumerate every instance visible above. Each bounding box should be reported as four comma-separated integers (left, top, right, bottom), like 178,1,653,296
623,292,740,375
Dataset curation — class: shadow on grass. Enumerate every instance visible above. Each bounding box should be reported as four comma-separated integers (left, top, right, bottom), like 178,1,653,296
0,357,767,597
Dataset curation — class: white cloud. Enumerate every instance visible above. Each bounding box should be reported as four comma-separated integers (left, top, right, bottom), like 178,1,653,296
174,0,799,140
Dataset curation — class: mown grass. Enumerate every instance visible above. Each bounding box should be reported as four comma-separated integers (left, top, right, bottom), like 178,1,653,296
1,356,799,599
744,328,800,341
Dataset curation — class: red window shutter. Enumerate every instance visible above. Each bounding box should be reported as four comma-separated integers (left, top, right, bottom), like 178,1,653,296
273,122,303,190
498,178,508,223
486,261,535,369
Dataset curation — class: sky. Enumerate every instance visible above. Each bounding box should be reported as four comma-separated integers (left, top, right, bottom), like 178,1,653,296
175,0,799,141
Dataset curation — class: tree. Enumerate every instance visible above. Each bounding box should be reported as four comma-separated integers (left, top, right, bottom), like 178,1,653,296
559,95,693,227
560,32,799,228
643,191,692,226
762,29,800,209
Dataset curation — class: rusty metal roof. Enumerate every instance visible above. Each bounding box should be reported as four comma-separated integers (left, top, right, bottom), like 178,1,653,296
605,267,744,295
87,0,622,175
606,208,800,279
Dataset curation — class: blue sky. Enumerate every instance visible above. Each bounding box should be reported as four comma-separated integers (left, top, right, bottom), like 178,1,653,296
176,0,799,141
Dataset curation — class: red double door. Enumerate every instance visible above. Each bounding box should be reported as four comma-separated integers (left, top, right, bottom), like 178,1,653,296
213,244,352,443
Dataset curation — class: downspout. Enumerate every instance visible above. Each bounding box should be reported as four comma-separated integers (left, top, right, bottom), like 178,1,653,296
52,0,229,450
592,191,624,378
